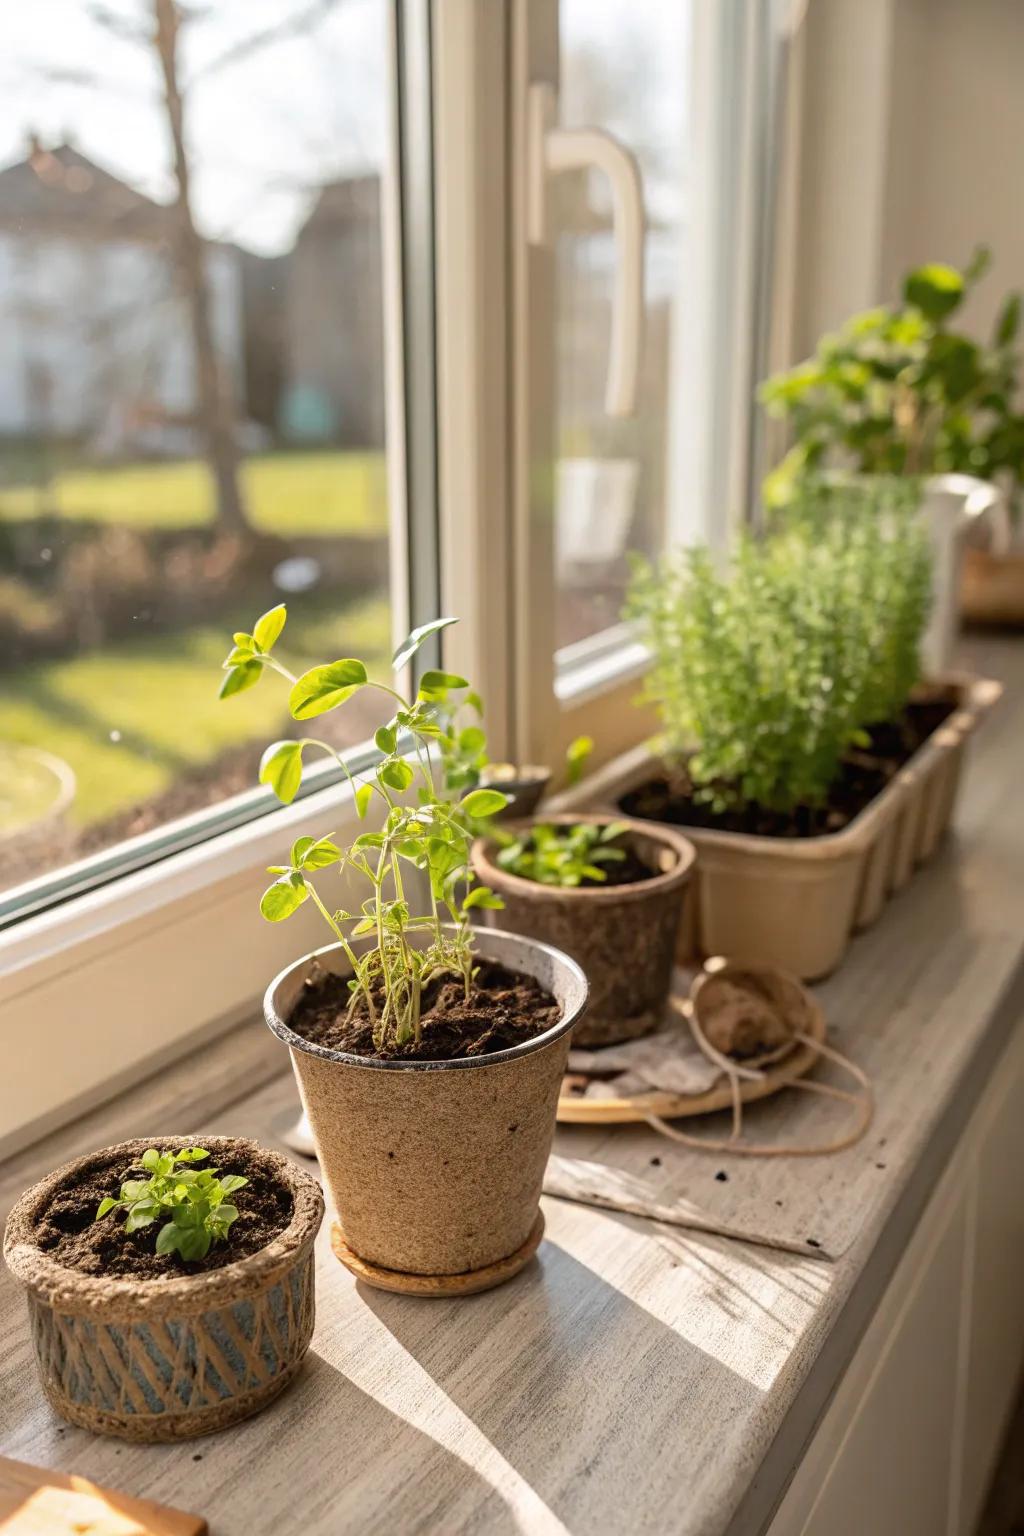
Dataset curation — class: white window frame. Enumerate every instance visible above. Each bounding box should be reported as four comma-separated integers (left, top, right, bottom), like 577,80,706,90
0,0,793,1154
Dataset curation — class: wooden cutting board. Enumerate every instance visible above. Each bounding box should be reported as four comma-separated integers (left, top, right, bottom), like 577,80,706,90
0,1457,207,1536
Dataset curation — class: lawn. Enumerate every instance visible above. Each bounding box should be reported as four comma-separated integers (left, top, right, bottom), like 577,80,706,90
0,592,391,829
0,451,388,538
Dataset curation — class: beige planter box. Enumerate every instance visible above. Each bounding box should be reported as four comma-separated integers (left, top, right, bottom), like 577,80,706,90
572,674,1001,981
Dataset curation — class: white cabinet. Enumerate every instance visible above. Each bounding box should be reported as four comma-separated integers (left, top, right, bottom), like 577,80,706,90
768,1021,1024,1536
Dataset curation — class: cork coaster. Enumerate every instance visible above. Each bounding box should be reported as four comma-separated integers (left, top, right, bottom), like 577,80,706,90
330,1212,546,1296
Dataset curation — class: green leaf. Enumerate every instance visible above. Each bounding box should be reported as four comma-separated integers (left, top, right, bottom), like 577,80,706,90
565,734,593,785
155,1222,184,1256
458,726,486,755
291,835,315,866
392,616,458,671
375,724,397,755
260,871,308,922
419,669,469,695
904,262,965,320
253,604,287,652
462,788,509,819
259,740,305,804
96,1197,118,1218
379,758,414,793
289,659,368,720
141,1149,161,1171
354,783,374,819
218,1175,248,1195
463,886,504,911
219,660,263,700
301,836,341,870
995,293,1021,348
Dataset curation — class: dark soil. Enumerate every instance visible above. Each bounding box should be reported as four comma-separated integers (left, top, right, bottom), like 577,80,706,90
582,844,657,887
289,958,561,1061
620,692,958,840
34,1144,293,1281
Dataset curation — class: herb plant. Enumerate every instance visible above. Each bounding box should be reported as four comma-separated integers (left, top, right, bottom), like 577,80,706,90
625,480,932,816
95,1147,247,1262
496,820,631,888
219,610,508,1050
761,248,1024,511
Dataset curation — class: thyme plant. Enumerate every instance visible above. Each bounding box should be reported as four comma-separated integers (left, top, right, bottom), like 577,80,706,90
626,481,931,816
761,247,1024,511
220,611,508,1050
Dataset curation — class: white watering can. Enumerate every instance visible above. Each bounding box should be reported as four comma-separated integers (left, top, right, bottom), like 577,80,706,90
918,474,1003,676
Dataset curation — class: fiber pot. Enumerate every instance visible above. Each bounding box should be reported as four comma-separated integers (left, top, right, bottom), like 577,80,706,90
471,814,695,1047
574,673,1001,981
264,927,587,1282
3,1136,324,1442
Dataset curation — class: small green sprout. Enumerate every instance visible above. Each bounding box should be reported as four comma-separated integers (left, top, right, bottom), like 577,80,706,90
219,608,508,1051
565,735,593,787
496,821,631,889
95,1148,248,1263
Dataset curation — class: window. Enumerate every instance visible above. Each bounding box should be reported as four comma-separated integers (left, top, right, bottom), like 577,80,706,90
0,0,406,917
0,0,785,1148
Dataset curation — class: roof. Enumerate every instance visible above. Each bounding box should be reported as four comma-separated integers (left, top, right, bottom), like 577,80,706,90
297,174,380,241
0,139,170,240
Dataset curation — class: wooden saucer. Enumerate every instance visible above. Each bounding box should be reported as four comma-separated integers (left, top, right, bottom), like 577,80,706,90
330,1211,545,1297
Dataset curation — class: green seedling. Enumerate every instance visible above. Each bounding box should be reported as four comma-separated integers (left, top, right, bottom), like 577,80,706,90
219,609,507,1051
496,820,630,888
95,1147,247,1263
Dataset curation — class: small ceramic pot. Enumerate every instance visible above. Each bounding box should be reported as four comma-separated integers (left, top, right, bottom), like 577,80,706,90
472,814,695,1047
478,764,552,821
3,1137,324,1442
264,927,587,1281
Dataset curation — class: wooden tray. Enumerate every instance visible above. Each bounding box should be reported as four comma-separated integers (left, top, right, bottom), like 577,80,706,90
0,1455,206,1535
557,995,825,1125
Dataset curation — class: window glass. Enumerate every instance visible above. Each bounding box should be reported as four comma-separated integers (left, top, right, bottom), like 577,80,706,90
554,0,692,653
0,0,396,900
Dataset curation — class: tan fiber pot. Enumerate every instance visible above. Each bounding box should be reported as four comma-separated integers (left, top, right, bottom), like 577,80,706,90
3,1137,324,1442
576,673,1000,981
264,927,587,1282
961,546,1024,627
470,815,695,1048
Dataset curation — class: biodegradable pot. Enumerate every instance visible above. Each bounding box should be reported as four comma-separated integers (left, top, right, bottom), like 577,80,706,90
264,927,587,1284
3,1137,324,1443
577,673,1001,982
471,814,695,1048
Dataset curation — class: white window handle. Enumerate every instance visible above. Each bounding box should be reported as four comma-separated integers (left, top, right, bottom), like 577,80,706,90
527,81,645,418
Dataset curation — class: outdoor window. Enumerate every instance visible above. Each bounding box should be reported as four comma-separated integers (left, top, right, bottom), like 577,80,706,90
0,0,402,917
0,0,778,942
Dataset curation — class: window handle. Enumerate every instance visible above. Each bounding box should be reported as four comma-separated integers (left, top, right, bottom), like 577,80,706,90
527,81,645,418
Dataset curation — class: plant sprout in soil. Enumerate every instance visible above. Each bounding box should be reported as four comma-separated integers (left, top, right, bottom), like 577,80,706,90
219,610,509,1051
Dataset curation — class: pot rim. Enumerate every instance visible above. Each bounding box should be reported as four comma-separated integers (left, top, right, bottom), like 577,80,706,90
471,812,695,905
3,1135,324,1313
264,925,588,1073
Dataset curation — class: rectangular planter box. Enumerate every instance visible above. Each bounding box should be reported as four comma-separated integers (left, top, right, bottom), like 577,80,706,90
562,674,1001,981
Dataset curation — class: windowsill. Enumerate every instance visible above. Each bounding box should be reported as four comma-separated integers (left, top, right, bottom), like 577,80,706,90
0,635,1021,1533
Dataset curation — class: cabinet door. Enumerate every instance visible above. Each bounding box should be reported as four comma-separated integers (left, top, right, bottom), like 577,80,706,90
955,1024,1024,1534
797,1178,968,1536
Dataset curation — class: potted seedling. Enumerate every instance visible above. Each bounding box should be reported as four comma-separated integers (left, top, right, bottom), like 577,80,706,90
220,610,588,1294
760,248,1020,648
3,1136,324,1441
594,479,1001,980
471,813,694,1047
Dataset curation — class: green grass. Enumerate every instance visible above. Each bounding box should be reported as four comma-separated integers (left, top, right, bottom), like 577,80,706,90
0,451,388,537
0,593,391,829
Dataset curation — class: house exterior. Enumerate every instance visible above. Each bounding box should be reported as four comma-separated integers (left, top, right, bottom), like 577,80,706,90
282,174,385,449
0,138,244,447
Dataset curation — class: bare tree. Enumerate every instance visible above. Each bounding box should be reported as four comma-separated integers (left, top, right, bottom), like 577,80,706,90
153,0,247,540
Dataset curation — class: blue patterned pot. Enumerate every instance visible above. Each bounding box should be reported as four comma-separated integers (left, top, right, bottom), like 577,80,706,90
3,1136,323,1441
